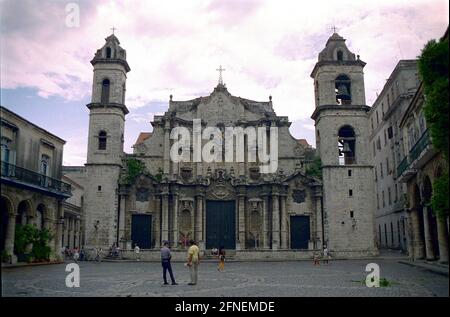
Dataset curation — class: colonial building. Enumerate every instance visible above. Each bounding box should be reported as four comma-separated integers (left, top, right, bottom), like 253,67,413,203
0,106,71,263
398,82,449,263
368,60,420,253
64,32,378,259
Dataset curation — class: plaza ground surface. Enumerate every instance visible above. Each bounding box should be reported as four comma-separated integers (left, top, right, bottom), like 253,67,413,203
1,259,448,297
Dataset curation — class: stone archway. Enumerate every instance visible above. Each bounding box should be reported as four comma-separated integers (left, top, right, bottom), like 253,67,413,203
0,196,13,252
411,184,426,259
16,200,32,226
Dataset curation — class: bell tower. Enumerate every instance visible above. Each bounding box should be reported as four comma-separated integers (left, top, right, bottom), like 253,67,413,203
311,32,377,257
84,33,130,249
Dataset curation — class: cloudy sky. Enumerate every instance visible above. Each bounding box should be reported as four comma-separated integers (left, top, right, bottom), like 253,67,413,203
0,0,448,166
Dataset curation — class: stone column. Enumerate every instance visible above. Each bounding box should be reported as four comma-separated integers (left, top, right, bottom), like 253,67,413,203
161,193,169,244
238,195,246,250
118,194,127,247
409,208,425,260
63,217,68,248
172,194,179,248
437,217,449,264
4,214,17,264
280,195,288,249
74,219,80,248
54,202,64,260
43,214,55,256
262,194,269,249
315,192,323,250
154,197,161,248
163,122,171,175
272,190,280,250
195,195,203,247
422,204,435,260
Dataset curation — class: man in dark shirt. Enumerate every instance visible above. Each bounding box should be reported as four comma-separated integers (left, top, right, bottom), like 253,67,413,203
161,241,177,285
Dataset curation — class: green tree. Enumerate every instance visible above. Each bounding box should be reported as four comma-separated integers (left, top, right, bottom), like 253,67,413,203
305,156,322,179
418,36,449,219
418,38,449,160
126,158,146,183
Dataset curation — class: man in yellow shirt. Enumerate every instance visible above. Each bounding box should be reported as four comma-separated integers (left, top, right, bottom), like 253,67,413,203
187,239,200,285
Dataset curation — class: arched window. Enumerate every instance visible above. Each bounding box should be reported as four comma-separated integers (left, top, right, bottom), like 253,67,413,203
335,75,351,105
338,125,356,165
106,47,112,58
98,131,107,150
101,79,110,104
337,50,343,61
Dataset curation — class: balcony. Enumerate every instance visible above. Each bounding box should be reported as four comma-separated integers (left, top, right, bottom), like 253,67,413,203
397,129,435,182
1,161,71,198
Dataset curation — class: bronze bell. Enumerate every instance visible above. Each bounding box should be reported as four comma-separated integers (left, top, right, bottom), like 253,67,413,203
341,141,352,154
336,84,351,100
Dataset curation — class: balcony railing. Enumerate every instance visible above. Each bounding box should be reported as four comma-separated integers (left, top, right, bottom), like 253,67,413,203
409,129,430,162
396,129,431,178
397,156,409,178
1,161,71,196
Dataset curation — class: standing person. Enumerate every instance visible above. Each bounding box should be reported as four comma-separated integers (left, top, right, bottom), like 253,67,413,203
161,241,177,285
134,244,140,261
73,247,79,263
186,240,200,285
217,246,225,272
323,245,329,265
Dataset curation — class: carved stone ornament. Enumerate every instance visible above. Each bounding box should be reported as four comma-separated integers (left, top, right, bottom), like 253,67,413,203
136,188,149,202
249,167,260,181
292,189,306,204
180,166,193,182
294,146,304,157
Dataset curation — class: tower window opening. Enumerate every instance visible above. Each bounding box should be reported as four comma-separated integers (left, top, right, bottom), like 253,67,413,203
106,47,112,58
335,75,351,105
101,79,110,104
337,50,343,61
338,125,356,165
98,131,107,150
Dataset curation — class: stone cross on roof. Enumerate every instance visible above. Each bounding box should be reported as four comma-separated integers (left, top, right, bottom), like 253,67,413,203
111,26,117,34
216,65,225,85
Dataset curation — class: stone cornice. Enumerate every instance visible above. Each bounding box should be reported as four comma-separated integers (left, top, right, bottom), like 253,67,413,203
86,102,129,115
311,104,370,120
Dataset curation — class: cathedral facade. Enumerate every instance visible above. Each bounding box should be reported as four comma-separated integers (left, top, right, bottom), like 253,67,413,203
68,32,378,259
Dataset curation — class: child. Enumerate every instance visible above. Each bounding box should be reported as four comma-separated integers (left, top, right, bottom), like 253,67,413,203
313,252,320,266
217,246,225,272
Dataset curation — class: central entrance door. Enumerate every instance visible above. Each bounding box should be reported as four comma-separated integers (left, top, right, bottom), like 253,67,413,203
131,214,152,249
206,200,236,249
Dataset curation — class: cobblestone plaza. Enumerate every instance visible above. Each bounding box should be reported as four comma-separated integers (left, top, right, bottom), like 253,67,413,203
1,260,448,297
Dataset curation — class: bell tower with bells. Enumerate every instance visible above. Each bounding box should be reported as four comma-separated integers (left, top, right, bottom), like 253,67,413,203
310,31,377,257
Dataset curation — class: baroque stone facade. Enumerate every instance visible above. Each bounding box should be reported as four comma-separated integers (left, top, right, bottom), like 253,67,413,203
63,32,380,258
